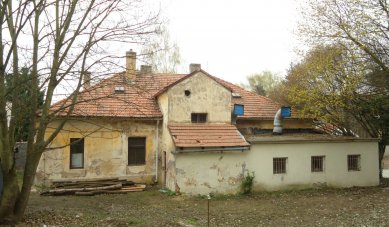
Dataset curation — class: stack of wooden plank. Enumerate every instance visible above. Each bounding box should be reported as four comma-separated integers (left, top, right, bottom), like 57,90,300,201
40,178,146,196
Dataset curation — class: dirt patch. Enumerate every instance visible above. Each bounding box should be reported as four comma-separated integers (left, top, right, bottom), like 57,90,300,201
19,185,389,226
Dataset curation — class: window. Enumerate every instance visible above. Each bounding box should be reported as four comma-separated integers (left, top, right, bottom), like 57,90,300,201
348,155,361,171
232,92,241,98
311,156,325,172
191,113,207,123
128,137,146,165
273,157,287,174
70,138,84,169
114,86,125,93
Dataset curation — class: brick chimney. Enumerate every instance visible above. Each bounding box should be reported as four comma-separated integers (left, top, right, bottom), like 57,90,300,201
82,71,91,89
126,50,136,81
140,65,152,74
189,63,201,73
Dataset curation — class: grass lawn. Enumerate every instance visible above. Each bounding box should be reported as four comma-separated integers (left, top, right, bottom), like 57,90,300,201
19,185,389,226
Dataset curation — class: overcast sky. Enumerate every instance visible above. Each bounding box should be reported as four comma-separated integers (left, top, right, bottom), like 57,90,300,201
157,0,301,83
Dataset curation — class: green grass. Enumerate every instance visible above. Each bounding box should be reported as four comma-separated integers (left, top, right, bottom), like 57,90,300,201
186,217,199,225
127,217,144,225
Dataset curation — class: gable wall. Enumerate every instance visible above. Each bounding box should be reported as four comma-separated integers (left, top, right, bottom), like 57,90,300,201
167,72,232,123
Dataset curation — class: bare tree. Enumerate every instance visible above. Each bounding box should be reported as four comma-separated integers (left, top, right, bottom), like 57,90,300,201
0,0,160,223
140,25,181,73
299,0,389,74
240,71,282,97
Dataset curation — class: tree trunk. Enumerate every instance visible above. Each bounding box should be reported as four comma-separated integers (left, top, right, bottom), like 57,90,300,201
0,169,20,224
14,149,43,221
0,146,43,224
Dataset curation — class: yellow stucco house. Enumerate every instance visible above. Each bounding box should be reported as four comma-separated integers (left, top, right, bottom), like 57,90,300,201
36,51,379,194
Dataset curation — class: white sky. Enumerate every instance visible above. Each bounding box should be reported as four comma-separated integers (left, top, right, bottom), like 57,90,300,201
158,0,301,84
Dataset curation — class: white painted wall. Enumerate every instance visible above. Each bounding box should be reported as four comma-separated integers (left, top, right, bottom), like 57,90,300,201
174,140,379,194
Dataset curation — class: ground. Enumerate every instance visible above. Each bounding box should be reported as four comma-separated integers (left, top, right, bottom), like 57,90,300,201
20,185,389,226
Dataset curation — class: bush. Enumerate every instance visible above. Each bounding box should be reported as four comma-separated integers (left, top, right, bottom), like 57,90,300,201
241,171,255,194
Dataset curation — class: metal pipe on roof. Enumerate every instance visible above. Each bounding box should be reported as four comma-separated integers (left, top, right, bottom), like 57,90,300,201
273,109,283,134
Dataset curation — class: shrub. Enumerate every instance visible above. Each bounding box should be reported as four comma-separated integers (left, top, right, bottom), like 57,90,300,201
241,171,255,194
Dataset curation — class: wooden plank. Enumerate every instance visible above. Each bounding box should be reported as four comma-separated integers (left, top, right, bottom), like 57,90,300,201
41,183,122,196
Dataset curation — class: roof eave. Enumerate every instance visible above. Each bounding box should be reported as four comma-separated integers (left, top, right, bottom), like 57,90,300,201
173,145,250,154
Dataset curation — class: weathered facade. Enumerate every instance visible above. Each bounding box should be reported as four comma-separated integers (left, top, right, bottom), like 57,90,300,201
37,119,159,183
37,51,380,193
174,138,378,194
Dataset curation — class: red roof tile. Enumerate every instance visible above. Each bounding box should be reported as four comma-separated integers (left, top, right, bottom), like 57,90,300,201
211,76,283,119
51,70,291,119
168,123,250,148
51,73,185,118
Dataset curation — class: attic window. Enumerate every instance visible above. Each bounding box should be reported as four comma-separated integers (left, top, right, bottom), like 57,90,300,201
232,92,241,98
191,113,207,123
114,86,125,93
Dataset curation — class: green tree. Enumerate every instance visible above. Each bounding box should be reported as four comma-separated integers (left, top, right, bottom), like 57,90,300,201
0,0,159,224
241,71,281,97
284,44,389,177
297,0,389,179
5,68,44,142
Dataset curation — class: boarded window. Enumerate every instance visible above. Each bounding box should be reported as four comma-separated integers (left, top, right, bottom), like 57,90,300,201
311,156,325,172
191,113,207,123
70,138,84,169
348,155,361,171
128,137,146,165
273,157,287,174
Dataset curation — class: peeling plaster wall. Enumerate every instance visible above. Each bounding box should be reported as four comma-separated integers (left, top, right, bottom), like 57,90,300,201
174,141,379,194
158,92,176,189
36,119,159,184
157,71,233,192
167,72,231,123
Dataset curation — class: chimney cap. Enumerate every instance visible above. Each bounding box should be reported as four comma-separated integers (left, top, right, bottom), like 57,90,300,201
189,63,201,73
140,65,152,74
126,49,136,57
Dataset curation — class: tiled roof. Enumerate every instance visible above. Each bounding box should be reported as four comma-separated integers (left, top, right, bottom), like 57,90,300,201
211,76,283,119
51,70,289,119
168,124,250,148
51,73,185,118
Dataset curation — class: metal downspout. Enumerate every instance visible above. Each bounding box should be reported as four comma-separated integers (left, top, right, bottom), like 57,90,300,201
155,120,160,183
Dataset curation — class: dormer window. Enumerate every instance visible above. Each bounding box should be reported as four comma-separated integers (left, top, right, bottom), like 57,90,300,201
191,113,207,123
232,92,241,98
114,86,125,93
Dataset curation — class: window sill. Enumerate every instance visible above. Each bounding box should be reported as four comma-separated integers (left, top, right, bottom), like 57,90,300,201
126,165,146,174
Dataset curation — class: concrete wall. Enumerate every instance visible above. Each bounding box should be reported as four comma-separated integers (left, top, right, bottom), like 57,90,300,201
167,72,231,123
15,142,27,170
173,140,379,194
36,119,159,184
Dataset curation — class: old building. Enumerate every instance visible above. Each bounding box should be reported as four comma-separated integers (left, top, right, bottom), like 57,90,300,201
36,51,379,194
